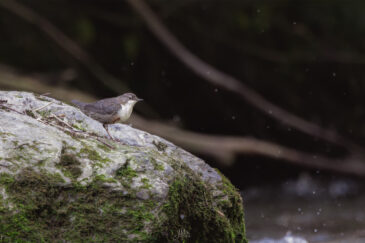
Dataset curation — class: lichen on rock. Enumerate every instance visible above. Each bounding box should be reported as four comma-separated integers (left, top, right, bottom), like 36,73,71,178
0,91,247,242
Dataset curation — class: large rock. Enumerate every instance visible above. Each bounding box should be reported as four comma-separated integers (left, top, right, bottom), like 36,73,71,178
0,91,247,242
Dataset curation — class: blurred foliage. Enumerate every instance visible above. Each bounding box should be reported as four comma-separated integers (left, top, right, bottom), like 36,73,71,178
0,0,364,159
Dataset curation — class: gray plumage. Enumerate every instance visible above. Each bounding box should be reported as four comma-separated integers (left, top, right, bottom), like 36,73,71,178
72,93,142,124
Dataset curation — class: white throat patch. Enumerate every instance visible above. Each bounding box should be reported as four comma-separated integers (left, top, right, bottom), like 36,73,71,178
117,100,137,122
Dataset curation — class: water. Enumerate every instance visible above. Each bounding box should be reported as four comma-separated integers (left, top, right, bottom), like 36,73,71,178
242,173,365,243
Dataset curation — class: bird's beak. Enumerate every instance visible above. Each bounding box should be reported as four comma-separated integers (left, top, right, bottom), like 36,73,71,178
136,98,143,102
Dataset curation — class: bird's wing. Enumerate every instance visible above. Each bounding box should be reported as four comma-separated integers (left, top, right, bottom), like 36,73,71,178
84,98,120,115
71,100,86,109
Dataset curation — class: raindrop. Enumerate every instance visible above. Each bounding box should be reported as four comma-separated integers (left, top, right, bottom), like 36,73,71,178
173,115,181,123
314,228,318,233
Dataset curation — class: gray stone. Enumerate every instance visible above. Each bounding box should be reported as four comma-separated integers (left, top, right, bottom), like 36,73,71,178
0,91,247,242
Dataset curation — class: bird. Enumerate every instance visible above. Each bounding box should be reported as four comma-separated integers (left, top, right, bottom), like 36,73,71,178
71,93,143,140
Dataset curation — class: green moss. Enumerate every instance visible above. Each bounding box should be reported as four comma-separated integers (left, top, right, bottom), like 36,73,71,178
116,160,137,179
94,174,117,184
115,159,138,191
0,173,14,186
97,143,112,153
141,178,151,189
57,153,82,179
15,142,41,153
152,169,247,243
0,169,158,242
152,140,168,152
0,132,15,137
34,94,51,102
215,169,247,243
36,109,51,118
79,146,110,163
150,158,164,171
25,109,36,118
0,168,67,241
72,123,87,132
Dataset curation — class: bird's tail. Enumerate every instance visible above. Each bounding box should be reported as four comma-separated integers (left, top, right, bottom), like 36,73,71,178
71,100,85,108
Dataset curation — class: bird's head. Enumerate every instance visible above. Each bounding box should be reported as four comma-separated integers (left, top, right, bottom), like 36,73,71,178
117,92,143,106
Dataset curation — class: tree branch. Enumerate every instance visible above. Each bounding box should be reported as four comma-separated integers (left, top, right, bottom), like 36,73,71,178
131,115,365,176
1,64,364,176
0,0,127,93
125,0,364,154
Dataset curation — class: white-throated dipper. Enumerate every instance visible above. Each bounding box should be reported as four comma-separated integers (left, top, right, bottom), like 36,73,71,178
72,93,143,140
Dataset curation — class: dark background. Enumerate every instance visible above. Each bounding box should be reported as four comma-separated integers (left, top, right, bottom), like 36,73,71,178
1,0,365,190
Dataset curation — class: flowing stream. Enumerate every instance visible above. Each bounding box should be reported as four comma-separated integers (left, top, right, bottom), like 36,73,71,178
243,173,365,243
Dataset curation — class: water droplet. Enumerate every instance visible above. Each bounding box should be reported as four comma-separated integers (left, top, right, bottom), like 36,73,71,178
314,228,318,233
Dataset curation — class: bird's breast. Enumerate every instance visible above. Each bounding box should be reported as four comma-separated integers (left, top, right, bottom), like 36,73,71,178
116,105,133,122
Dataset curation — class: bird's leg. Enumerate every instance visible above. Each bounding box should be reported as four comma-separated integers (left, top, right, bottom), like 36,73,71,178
103,124,115,141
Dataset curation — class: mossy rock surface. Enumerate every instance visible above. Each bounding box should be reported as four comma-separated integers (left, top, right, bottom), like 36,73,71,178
0,91,247,242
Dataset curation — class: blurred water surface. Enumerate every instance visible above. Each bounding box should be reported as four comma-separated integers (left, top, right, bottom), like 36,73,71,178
243,174,365,243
